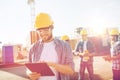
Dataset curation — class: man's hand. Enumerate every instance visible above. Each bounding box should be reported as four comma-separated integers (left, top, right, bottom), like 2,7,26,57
47,62,74,75
103,56,111,61
47,62,55,67
78,53,84,56
83,50,90,57
28,72,41,80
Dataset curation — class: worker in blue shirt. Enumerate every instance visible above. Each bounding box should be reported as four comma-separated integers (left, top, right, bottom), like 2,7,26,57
74,29,96,80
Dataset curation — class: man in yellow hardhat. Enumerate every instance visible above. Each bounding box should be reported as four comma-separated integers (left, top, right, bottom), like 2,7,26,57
61,35,70,43
26,13,74,80
74,29,96,80
103,28,120,80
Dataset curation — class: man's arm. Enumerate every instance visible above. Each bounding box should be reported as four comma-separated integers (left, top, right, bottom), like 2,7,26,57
47,62,74,75
111,54,120,60
103,54,120,61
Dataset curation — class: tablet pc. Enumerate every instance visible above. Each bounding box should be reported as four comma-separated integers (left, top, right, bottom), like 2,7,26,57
25,63,54,76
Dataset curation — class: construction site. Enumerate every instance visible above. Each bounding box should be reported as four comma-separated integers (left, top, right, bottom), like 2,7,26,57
0,0,120,80
0,26,118,80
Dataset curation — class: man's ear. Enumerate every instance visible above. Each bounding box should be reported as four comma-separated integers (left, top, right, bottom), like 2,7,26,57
50,25,54,30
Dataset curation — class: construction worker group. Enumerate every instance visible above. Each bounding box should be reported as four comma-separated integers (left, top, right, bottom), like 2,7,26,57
26,12,120,80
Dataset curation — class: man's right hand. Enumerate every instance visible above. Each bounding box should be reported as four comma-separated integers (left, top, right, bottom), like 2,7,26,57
102,56,111,61
28,72,41,80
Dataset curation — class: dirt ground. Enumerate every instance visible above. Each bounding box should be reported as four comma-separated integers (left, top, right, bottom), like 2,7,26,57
0,56,112,80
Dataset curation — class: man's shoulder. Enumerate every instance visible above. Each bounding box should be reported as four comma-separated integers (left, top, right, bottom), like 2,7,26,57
76,41,83,45
87,40,93,43
54,38,69,46
30,40,42,48
54,38,64,44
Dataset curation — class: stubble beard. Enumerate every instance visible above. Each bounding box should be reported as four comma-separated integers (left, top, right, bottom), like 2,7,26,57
42,34,53,42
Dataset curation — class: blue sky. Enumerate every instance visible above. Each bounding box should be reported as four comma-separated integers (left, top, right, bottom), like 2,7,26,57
0,0,120,45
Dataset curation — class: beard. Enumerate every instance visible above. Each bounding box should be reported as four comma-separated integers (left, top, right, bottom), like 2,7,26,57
42,34,53,42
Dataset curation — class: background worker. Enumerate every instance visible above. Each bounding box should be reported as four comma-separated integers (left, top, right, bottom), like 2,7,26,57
26,13,74,80
103,28,120,80
74,29,96,80
61,35,70,42
61,35,71,47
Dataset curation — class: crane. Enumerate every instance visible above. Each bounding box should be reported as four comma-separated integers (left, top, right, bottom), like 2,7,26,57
27,0,35,29
27,0,39,44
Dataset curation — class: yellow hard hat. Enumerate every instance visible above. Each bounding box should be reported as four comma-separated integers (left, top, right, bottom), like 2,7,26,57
80,29,88,35
109,28,119,35
34,13,54,29
61,35,69,41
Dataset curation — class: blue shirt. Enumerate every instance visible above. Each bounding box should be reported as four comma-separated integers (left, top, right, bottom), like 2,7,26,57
75,40,95,62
